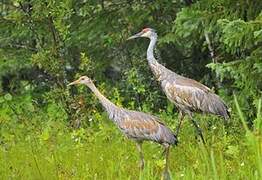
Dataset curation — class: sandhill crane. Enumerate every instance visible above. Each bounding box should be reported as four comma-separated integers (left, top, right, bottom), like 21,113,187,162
127,28,230,143
68,76,177,178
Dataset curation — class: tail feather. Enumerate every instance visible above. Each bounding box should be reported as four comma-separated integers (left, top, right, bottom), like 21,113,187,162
173,133,178,146
206,93,230,120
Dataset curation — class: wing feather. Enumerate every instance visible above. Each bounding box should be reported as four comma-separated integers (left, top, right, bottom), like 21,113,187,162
163,78,230,119
118,111,177,144
174,75,211,92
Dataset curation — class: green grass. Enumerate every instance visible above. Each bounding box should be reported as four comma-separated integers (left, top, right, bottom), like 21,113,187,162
0,98,262,179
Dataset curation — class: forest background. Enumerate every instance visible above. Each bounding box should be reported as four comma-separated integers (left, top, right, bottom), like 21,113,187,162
0,0,262,179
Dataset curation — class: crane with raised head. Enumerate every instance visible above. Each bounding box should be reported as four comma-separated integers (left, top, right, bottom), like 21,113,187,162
127,28,230,143
68,76,177,179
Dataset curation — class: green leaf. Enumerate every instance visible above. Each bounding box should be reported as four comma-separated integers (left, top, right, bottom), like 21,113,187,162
4,93,12,101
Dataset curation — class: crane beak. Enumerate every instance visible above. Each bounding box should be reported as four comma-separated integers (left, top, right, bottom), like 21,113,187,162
127,31,143,40
68,80,80,86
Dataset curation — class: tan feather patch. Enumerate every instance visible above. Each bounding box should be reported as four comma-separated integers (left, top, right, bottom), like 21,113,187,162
120,119,159,135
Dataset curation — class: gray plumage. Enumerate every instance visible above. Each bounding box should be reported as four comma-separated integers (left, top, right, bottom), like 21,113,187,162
128,28,230,143
87,79,177,145
68,76,177,175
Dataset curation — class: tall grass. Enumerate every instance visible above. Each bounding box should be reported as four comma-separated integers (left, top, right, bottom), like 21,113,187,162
0,97,261,179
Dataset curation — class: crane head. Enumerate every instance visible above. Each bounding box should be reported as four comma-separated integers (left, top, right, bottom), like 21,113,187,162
127,28,156,40
68,76,93,86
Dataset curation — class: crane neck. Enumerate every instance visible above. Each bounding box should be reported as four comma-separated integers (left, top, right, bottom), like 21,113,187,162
147,34,158,63
86,83,118,113
146,33,169,81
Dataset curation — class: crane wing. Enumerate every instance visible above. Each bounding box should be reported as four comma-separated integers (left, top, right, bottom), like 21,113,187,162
174,75,211,93
118,111,177,144
163,78,230,119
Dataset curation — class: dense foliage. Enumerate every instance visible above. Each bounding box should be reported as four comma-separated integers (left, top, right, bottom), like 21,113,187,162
0,0,261,179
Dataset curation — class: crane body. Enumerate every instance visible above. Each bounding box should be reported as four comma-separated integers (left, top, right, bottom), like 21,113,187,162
68,76,177,178
128,28,230,143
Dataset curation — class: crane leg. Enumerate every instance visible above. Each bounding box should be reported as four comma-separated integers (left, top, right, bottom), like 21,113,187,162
175,112,185,136
136,141,144,170
190,118,205,144
162,144,171,180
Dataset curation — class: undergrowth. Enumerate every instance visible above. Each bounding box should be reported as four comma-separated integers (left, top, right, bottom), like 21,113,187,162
0,96,261,179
